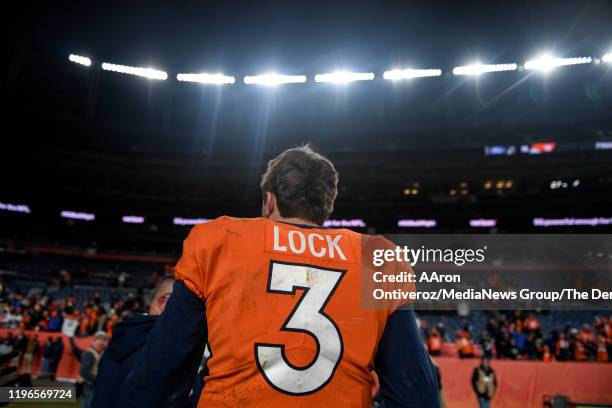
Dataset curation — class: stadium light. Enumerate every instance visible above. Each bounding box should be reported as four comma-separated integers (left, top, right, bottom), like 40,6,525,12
177,72,235,85
452,63,517,76
101,62,167,80
61,210,95,221
524,54,592,72
122,215,145,224
383,68,442,80
314,71,375,83
243,73,307,86
0,202,31,214
603,53,612,63
68,54,92,67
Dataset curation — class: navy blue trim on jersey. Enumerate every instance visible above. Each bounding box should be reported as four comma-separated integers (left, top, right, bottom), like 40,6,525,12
118,280,208,408
280,221,329,229
375,309,440,408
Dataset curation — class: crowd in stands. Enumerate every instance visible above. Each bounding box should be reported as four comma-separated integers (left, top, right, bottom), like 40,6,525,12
0,278,152,336
2,268,611,367
423,311,612,362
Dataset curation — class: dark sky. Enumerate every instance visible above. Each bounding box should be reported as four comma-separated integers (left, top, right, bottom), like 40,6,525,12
5,0,612,156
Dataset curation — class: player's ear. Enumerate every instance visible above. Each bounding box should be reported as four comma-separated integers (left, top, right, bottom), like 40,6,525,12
262,191,276,219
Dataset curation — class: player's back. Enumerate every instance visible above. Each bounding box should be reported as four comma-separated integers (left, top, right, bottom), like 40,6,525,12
175,216,395,408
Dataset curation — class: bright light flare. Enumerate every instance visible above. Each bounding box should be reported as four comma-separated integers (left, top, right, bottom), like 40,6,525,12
69,54,91,67
524,55,592,72
383,68,442,80
177,72,235,84
314,71,375,83
603,53,612,63
243,73,307,86
452,63,517,76
101,62,167,80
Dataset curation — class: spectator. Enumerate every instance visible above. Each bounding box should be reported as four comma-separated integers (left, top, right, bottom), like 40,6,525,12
596,331,609,362
0,333,18,368
472,358,497,408
51,337,64,380
480,331,495,360
22,334,39,374
455,329,474,358
542,345,553,362
578,324,596,360
78,331,109,408
15,333,28,366
573,330,588,362
47,311,63,332
524,313,540,332
39,338,54,379
427,328,443,356
436,322,446,341
495,330,511,359
508,338,520,360
510,330,527,354
556,333,571,361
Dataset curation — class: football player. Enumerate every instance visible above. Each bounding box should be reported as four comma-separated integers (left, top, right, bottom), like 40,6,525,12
119,145,439,407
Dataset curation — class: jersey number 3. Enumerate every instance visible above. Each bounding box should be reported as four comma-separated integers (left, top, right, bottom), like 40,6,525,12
255,261,346,395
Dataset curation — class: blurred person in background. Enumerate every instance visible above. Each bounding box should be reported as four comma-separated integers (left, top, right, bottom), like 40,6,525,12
15,333,27,367
572,328,587,362
508,338,520,360
471,358,496,408
542,345,553,362
555,333,571,361
47,310,63,332
456,328,474,358
480,331,495,360
22,334,39,374
427,328,443,356
596,330,609,362
523,314,540,332
78,331,109,408
39,337,54,379
579,323,596,360
50,336,64,380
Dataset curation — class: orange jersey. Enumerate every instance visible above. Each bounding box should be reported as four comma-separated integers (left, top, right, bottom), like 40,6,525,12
175,216,406,407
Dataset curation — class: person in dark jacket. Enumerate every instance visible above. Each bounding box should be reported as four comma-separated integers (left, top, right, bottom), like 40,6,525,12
92,276,186,408
39,338,54,379
471,358,497,408
50,337,64,380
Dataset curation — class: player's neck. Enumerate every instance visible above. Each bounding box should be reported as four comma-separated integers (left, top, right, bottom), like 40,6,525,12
271,215,320,227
